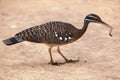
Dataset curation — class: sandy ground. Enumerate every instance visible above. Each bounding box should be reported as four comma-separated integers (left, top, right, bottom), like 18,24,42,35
0,0,120,80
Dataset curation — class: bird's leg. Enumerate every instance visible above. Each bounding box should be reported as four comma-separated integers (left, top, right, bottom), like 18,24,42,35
57,46,79,63
57,46,69,61
48,46,58,65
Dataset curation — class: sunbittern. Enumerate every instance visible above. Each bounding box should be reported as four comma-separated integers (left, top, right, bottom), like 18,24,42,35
3,14,113,65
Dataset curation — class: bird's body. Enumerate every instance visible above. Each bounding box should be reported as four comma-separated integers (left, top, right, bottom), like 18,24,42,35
3,14,113,65
15,21,80,45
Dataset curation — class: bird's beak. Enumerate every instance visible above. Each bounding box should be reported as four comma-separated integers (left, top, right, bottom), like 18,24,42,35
99,21,113,37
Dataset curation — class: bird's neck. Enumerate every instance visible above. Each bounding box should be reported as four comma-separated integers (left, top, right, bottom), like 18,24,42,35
78,21,90,38
82,20,90,32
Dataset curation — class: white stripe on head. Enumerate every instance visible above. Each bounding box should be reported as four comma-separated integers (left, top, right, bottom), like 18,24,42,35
88,15,98,19
85,18,94,21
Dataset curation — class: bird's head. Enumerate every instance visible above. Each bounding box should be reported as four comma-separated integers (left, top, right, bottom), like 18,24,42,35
85,14,113,37
85,14,102,23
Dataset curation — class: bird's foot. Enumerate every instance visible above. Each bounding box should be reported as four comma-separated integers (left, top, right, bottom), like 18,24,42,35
48,62,66,66
48,62,59,66
66,59,79,63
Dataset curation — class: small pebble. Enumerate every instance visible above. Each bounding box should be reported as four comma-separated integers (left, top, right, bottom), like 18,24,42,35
84,60,87,63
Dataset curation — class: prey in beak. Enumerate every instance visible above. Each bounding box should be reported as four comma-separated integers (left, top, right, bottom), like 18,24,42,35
100,21,113,37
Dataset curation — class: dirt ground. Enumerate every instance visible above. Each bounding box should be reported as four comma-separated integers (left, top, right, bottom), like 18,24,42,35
0,0,120,80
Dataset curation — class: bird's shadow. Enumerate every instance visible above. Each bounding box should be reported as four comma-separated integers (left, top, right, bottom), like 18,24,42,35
48,59,79,66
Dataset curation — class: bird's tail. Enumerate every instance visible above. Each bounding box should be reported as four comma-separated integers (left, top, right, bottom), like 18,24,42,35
3,37,23,46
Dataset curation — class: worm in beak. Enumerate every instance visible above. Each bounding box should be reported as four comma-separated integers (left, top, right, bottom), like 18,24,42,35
100,21,113,37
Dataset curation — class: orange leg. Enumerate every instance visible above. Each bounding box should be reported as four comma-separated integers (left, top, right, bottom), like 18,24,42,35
48,46,79,65
57,46,69,61
57,46,79,63
48,46,57,65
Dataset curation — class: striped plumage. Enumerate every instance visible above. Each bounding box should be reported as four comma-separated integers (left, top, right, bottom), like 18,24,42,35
3,14,112,65
15,21,80,45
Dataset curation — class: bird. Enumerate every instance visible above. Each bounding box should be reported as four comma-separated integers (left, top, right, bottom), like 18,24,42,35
3,14,113,65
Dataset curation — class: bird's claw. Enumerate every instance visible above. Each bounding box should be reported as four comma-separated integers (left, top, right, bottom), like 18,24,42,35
48,62,59,66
